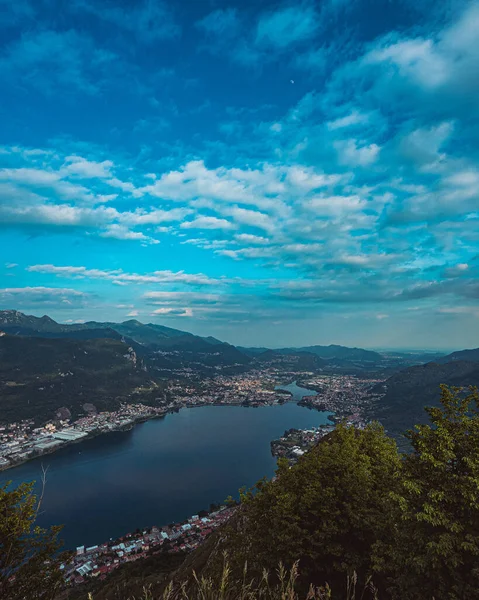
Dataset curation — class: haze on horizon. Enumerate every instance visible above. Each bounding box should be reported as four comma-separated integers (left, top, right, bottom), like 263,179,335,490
1,0,478,350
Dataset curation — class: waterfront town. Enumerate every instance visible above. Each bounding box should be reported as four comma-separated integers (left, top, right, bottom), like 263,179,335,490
0,370,385,471
64,504,236,587
295,374,386,425
0,368,388,592
270,425,336,464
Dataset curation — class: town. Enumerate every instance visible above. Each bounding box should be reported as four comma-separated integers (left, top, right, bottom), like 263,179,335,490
270,425,336,464
64,504,236,586
295,374,386,425
0,369,385,471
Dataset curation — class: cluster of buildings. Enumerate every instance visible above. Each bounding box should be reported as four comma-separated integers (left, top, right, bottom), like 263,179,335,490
64,505,236,586
296,375,386,426
0,370,301,471
0,403,172,471
1,370,384,472
168,371,288,408
270,425,336,463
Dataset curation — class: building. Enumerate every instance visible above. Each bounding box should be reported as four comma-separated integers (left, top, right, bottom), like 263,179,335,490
52,429,88,442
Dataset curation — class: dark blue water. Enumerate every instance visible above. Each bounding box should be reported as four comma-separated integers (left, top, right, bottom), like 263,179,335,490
276,381,317,399
1,399,329,550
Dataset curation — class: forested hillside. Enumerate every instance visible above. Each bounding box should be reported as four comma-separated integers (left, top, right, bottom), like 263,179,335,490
370,359,479,437
0,334,160,424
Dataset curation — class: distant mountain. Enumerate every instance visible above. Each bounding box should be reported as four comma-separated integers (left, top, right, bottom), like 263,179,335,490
0,309,71,334
254,349,326,371
292,344,383,362
435,347,479,364
0,311,222,347
0,333,159,424
240,344,383,363
370,358,479,439
237,346,271,357
0,310,250,373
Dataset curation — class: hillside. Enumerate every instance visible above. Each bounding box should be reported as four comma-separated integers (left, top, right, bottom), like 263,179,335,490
240,344,383,363
254,349,326,371
0,311,221,348
0,334,160,424
435,347,479,364
0,310,250,373
293,344,383,362
370,358,479,437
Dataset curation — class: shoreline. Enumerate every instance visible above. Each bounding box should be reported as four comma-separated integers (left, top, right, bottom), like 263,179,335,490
0,412,168,474
1,395,330,475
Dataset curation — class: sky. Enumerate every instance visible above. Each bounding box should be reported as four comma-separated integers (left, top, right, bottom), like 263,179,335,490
0,0,478,350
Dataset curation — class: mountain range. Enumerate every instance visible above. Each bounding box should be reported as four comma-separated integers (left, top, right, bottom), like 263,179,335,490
2,309,478,433
0,310,395,374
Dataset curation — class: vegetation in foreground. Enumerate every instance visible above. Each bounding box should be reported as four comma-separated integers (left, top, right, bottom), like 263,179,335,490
2,386,479,600
131,560,378,600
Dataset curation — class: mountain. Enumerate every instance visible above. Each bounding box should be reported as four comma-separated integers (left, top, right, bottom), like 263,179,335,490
0,311,222,347
0,309,71,334
0,310,250,373
0,334,160,424
291,344,383,362
254,349,326,371
370,358,479,438
237,346,271,356
435,347,479,364
240,344,383,363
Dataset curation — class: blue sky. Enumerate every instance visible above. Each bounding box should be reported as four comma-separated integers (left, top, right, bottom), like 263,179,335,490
1,0,478,349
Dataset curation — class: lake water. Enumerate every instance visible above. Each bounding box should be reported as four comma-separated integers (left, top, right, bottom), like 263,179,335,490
1,384,328,549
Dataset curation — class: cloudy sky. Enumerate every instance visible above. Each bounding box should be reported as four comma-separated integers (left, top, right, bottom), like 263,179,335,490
1,0,478,349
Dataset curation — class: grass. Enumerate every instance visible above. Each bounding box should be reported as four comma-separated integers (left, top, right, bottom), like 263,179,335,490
88,559,379,600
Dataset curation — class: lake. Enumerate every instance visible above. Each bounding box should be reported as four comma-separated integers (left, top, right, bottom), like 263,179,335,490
2,384,328,549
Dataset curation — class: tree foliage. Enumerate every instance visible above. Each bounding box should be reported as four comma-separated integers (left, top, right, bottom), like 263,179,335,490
0,480,65,600
377,385,479,599
217,423,402,594
208,386,479,599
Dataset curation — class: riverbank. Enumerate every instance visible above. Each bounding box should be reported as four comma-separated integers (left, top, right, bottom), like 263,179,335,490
1,386,302,473
0,408,169,473
270,425,335,464
4,402,333,550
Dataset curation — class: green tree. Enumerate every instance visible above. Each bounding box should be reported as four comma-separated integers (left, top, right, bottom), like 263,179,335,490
0,480,65,600
218,423,402,594
376,385,479,599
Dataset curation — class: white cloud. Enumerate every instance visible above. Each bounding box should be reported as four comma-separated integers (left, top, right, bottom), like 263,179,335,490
327,111,370,130
62,156,113,178
365,38,449,89
180,215,236,230
255,6,319,49
100,224,160,244
151,307,193,317
235,233,270,245
0,286,86,296
399,122,453,166
27,264,224,287
363,3,479,95
225,206,274,232
286,166,343,191
119,207,190,226
334,139,380,166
